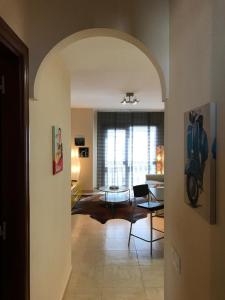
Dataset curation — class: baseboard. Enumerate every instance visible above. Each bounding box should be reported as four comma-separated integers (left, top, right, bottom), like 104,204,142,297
60,265,72,300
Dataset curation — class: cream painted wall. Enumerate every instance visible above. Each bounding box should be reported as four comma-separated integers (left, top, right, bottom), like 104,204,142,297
3,0,225,299
30,54,71,300
1,2,168,300
166,0,225,299
71,108,96,191
131,0,169,96
28,0,169,97
0,0,29,43
210,1,225,298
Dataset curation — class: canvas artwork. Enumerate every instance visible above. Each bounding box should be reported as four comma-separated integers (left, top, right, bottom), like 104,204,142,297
52,126,63,174
75,136,85,146
79,147,89,158
184,103,216,224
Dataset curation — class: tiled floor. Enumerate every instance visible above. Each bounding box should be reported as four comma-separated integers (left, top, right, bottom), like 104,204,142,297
63,213,164,300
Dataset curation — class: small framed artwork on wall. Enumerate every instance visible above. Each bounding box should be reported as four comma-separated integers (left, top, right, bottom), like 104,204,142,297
75,136,85,146
79,147,89,158
52,126,63,175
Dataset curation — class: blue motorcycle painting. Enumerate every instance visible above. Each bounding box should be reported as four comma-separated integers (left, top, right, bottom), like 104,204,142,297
185,111,208,207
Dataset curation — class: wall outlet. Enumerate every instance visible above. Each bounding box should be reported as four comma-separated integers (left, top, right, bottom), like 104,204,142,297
171,246,181,274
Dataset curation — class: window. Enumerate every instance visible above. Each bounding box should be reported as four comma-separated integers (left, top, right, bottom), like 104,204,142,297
105,129,126,186
97,112,164,188
128,126,157,186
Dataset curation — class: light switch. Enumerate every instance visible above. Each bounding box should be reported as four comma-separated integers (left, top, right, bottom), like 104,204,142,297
171,246,181,274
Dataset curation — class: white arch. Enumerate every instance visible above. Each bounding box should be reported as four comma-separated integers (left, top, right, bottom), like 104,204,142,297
34,28,166,101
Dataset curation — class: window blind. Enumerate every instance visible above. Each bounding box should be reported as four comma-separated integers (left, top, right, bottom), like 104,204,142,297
97,111,164,188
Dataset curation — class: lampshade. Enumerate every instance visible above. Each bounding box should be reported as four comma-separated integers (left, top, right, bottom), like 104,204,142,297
156,145,164,175
71,148,80,181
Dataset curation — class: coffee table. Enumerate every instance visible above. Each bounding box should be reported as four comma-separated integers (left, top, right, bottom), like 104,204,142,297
98,186,130,205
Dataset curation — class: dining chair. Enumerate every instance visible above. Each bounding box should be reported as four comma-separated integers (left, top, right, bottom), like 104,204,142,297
128,184,164,256
128,184,150,246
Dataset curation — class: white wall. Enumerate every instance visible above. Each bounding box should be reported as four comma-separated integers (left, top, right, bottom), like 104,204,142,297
71,108,96,191
27,0,169,97
30,54,71,300
166,0,225,299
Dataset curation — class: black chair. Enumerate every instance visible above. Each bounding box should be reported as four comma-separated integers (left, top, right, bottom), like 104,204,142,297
133,184,159,203
128,184,164,256
133,184,150,203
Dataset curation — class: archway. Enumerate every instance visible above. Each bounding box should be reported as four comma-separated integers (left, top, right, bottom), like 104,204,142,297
31,28,165,300
34,28,166,101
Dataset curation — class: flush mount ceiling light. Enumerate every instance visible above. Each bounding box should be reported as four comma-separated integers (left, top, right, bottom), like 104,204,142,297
121,92,140,105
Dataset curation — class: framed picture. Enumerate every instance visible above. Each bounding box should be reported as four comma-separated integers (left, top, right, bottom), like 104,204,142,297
75,136,85,146
52,126,63,174
184,103,216,224
79,147,89,158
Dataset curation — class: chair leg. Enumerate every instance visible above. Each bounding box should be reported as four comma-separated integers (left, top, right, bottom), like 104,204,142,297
128,222,133,246
150,213,153,256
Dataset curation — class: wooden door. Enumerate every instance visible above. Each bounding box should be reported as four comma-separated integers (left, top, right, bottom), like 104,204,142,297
0,18,29,300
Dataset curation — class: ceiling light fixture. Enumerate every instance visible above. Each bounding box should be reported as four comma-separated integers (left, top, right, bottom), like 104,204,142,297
121,92,139,105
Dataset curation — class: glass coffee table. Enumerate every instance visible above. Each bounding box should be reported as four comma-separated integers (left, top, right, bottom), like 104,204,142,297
98,186,130,205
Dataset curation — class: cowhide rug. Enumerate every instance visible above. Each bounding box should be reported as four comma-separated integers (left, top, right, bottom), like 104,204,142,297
71,195,149,224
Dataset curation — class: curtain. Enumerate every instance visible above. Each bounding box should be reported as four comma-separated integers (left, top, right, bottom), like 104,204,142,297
97,112,164,188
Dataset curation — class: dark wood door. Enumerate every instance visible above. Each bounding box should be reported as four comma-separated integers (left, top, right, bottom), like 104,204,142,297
0,18,29,300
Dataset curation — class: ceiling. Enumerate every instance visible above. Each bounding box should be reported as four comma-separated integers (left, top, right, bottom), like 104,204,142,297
60,36,164,111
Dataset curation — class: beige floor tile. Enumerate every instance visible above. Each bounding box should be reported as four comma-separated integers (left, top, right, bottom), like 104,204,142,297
137,250,164,265
104,238,136,251
72,237,106,251
145,287,164,300
64,294,101,300
131,216,164,231
64,288,101,300
69,265,104,289
63,215,164,300
71,250,103,268
104,226,131,239
73,230,106,240
72,249,138,268
103,265,142,288
71,256,104,269
140,265,164,288
134,237,164,252
102,286,148,300
130,227,150,238
72,237,136,252
105,219,130,229
103,250,138,265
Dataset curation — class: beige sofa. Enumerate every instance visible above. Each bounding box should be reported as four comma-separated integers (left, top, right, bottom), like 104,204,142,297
146,174,164,185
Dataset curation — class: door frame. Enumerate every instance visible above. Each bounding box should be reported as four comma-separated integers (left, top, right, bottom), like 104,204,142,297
0,17,30,299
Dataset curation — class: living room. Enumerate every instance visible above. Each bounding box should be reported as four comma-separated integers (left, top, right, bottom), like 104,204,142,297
66,35,165,299
68,35,164,194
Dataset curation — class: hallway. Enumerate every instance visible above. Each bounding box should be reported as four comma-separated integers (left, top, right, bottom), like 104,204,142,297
63,214,164,300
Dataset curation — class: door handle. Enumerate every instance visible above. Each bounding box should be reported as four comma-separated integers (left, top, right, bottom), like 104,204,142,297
0,222,6,240
0,75,5,95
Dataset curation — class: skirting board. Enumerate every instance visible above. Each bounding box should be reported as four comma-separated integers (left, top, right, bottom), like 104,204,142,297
60,265,72,300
